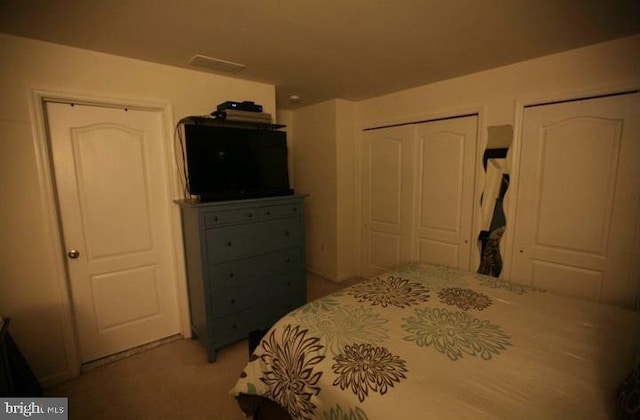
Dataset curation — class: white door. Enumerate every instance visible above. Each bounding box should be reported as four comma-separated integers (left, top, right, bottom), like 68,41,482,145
414,116,478,270
361,116,478,277
46,102,181,363
511,93,640,306
361,125,416,277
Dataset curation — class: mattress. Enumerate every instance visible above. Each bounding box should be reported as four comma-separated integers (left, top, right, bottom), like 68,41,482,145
230,263,640,419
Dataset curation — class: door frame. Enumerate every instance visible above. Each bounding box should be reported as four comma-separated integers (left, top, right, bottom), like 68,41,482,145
28,88,190,383
504,86,640,290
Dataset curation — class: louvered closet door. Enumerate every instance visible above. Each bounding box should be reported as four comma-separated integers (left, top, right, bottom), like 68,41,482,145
414,116,478,270
361,125,416,277
511,93,640,306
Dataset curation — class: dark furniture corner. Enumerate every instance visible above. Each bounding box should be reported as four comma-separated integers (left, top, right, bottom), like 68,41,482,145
0,318,43,397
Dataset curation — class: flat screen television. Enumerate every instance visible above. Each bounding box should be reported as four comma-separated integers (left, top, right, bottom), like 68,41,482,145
183,123,293,202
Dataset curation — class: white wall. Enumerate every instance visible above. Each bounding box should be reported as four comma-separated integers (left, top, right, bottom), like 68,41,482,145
335,100,358,281
290,100,338,279
275,109,295,188
0,33,275,385
356,35,640,128
287,99,358,281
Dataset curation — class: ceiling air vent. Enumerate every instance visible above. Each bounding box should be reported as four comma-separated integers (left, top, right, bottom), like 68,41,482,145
188,54,246,74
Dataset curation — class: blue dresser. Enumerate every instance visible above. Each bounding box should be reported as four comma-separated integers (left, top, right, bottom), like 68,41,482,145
177,195,306,361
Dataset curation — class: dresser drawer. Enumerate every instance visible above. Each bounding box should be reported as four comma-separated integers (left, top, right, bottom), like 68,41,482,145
262,218,302,250
208,248,302,289
205,223,260,263
211,294,304,349
209,272,302,317
206,218,301,263
204,208,258,227
260,202,302,220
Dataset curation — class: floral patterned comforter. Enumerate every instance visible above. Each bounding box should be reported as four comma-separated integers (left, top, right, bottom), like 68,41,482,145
230,263,640,420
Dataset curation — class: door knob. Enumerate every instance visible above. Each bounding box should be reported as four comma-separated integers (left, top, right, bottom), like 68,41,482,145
67,249,80,259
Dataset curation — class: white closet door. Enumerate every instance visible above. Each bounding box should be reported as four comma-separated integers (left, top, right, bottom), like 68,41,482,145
414,116,478,270
361,125,416,277
511,93,640,306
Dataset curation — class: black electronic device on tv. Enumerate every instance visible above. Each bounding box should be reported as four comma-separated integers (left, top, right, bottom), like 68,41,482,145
183,123,293,202
217,100,263,113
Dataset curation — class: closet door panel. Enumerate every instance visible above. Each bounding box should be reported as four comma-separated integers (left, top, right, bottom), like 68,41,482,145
361,125,416,277
530,261,604,301
370,138,402,225
512,93,640,306
419,132,465,230
417,238,459,268
532,120,619,253
369,232,402,270
414,116,478,270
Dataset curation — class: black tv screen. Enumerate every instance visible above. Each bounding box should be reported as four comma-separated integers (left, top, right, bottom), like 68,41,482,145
184,124,293,202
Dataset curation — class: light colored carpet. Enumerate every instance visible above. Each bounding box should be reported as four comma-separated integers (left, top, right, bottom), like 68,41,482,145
46,272,363,420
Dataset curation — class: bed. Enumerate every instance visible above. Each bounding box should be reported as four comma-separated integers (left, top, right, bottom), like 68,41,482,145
230,263,640,419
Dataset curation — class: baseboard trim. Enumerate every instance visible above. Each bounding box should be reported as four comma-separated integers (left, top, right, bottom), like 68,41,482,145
81,334,183,372
306,266,360,283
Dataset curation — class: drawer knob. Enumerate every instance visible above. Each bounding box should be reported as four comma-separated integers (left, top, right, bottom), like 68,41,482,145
213,216,219,221
228,272,234,278
265,210,271,216
284,231,289,237
292,207,297,212
285,258,291,263
232,323,238,329
246,212,253,218
227,241,232,247
230,298,236,304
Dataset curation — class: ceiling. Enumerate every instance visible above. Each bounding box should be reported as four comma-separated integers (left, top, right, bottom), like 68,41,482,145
1,0,639,110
